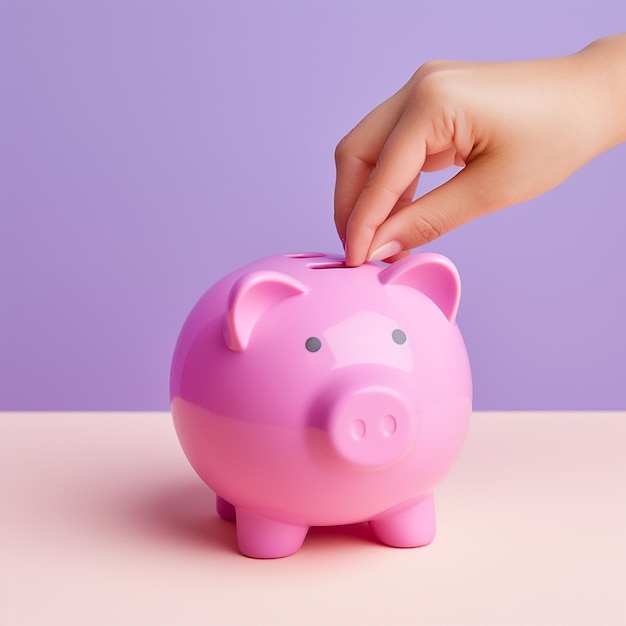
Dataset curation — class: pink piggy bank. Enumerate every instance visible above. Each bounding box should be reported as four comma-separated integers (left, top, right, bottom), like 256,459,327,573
170,252,472,558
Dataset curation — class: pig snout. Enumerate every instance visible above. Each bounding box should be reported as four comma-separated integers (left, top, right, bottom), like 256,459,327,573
324,384,416,468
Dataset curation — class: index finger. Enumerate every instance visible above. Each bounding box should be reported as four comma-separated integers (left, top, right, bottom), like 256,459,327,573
334,89,410,244
345,111,429,266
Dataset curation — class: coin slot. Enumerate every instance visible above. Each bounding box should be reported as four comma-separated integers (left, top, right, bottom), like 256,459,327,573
285,253,327,259
307,261,348,269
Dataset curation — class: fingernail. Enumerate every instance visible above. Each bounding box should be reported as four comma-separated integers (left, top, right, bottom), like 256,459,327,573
368,240,403,262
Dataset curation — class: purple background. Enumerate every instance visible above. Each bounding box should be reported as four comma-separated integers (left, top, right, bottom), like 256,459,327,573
2,0,625,411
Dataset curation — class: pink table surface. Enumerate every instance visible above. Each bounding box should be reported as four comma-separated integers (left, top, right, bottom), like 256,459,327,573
1,411,625,626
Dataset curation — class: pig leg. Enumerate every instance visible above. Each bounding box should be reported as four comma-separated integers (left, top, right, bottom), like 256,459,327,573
235,509,309,559
216,495,236,521
369,494,436,548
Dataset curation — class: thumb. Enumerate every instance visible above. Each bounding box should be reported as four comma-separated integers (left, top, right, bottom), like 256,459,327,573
367,156,509,260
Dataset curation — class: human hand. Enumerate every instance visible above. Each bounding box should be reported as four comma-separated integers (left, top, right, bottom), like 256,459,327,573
334,35,626,266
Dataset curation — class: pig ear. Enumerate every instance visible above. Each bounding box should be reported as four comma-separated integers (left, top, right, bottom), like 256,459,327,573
224,271,308,351
378,253,461,323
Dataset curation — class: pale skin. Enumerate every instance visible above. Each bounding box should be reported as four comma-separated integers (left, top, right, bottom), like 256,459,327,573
334,34,626,267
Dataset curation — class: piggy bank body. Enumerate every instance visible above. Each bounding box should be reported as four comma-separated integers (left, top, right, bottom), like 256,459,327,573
170,252,472,558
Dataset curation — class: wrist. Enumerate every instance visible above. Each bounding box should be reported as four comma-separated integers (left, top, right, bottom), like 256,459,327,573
575,34,626,152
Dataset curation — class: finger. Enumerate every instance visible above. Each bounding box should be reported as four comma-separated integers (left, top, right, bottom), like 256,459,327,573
333,150,374,244
334,89,410,242
364,173,420,264
391,172,420,215
344,110,430,266
367,155,506,258
363,173,419,263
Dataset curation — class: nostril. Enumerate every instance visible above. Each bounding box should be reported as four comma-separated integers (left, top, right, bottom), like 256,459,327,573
381,414,397,437
350,419,367,441
350,416,398,441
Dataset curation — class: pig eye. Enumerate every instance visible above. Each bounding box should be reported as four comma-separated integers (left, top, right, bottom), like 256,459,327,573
392,329,407,345
305,336,322,352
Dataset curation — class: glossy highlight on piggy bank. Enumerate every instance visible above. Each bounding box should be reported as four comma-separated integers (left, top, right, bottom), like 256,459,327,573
170,252,472,558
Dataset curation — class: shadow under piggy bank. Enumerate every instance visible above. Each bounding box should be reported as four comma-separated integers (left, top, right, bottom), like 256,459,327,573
129,480,378,557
